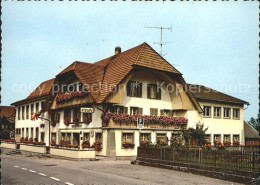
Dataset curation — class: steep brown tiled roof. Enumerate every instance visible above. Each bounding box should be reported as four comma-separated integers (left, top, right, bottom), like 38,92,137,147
135,43,181,74
0,106,15,118
187,84,249,105
244,121,260,139
12,78,55,105
56,42,181,103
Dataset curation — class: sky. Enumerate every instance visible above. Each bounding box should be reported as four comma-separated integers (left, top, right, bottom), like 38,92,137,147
1,1,259,120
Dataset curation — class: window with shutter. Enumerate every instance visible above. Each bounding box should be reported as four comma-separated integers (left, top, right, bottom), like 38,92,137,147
123,107,128,114
147,84,151,99
138,108,143,115
83,113,92,123
130,107,138,115
147,84,161,100
161,109,170,116
55,113,60,123
73,108,81,122
150,108,158,115
64,109,71,123
140,133,151,144
127,81,142,97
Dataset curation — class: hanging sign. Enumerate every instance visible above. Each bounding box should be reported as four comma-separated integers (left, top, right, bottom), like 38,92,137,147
80,108,94,113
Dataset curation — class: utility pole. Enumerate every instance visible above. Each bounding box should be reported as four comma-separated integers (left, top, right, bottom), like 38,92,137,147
145,26,172,56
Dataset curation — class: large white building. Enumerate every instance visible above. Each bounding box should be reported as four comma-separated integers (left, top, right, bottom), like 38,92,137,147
12,43,249,158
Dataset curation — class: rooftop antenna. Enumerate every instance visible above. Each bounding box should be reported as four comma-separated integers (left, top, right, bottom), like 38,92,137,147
144,25,172,56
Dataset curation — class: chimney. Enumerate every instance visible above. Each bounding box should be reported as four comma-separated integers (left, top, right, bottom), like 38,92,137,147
115,46,121,55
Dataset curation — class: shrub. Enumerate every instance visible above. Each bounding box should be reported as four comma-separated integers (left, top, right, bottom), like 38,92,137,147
91,141,102,151
82,141,90,148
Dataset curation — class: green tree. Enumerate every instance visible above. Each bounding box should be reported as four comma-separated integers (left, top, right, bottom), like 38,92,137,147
183,122,208,147
248,116,260,133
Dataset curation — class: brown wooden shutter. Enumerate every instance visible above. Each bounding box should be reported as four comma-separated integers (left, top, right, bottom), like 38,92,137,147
160,109,163,116
127,82,131,96
150,108,152,115
51,112,54,122
89,113,92,122
138,82,142,97
68,109,71,122
147,84,151,99
154,108,158,116
110,106,114,113
64,109,68,120
124,107,128,114
138,108,143,115
156,85,161,100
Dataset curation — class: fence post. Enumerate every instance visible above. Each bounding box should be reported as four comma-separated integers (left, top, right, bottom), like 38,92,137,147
172,148,174,162
214,150,217,167
195,149,196,163
200,150,202,166
160,147,162,160
252,152,255,171
164,147,166,160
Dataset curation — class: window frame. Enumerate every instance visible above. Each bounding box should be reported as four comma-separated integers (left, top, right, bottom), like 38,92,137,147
83,113,92,123
36,103,39,114
18,107,21,120
122,132,134,148
223,134,230,142
232,108,240,120
95,132,103,146
213,107,221,118
130,107,142,115
127,81,142,98
26,105,29,119
22,106,25,120
150,108,158,116
31,104,34,114
233,134,239,142
156,133,167,143
205,134,211,144
147,84,161,100
64,108,72,123
223,107,231,119
203,106,211,117
139,133,151,144
213,134,221,142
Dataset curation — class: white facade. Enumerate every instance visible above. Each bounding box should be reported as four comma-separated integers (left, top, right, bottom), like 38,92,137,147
199,101,245,146
13,70,247,157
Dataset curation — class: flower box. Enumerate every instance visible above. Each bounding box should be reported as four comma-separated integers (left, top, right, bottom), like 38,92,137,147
122,142,135,149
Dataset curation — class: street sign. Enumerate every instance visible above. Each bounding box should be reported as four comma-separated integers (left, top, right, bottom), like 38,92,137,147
81,107,94,113
137,118,144,129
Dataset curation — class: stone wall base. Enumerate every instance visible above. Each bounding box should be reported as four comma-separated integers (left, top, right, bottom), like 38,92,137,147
50,155,95,161
1,147,15,154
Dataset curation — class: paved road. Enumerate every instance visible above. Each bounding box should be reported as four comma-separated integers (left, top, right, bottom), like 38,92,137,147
1,154,242,185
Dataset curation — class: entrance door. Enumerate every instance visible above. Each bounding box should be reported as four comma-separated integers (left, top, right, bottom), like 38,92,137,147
73,133,80,146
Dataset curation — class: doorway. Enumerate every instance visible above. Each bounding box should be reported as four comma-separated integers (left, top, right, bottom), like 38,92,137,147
73,133,80,146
